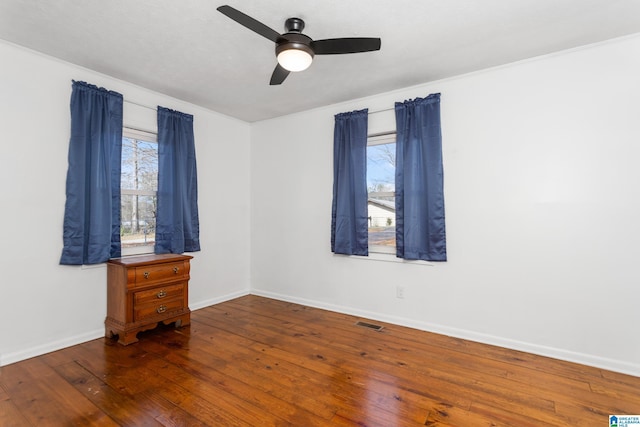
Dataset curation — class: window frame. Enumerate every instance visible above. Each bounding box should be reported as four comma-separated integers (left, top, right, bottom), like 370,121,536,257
367,132,396,255
120,127,158,257
362,131,433,266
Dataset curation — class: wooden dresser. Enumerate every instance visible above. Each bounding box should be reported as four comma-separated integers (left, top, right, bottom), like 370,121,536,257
105,253,192,345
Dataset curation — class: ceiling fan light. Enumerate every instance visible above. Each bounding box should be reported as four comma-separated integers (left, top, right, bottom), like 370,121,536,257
277,48,313,72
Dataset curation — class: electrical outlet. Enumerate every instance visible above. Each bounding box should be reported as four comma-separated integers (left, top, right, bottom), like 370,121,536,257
396,286,405,299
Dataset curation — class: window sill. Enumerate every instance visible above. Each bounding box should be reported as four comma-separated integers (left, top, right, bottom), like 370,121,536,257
338,250,434,266
74,246,154,270
121,245,155,257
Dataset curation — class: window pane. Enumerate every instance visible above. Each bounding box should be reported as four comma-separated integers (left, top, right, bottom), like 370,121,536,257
367,142,396,248
121,137,158,191
120,194,156,247
121,136,158,249
367,143,395,192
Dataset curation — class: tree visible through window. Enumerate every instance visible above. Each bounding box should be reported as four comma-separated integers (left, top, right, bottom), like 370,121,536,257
121,129,158,253
367,133,396,252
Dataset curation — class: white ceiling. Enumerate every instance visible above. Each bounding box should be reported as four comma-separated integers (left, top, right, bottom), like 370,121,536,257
2,0,640,122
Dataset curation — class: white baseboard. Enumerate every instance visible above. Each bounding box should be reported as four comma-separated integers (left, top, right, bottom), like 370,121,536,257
251,288,640,378
1,329,104,367
0,289,251,367
190,289,251,311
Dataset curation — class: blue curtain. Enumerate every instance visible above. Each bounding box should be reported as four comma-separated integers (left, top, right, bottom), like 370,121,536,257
60,81,123,265
155,106,201,254
395,93,447,261
331,109,369,256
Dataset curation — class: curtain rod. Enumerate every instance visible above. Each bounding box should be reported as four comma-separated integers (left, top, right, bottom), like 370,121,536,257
123,125,156,135
124,100,156,111
369,131,396,137
368,106,394,115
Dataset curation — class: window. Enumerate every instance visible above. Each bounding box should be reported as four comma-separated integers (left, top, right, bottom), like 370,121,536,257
367,132,396,253
120,128,158,255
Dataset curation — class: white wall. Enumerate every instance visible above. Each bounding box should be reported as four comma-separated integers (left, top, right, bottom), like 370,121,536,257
0,40,251,365
250,34,640,376
2,33,639,377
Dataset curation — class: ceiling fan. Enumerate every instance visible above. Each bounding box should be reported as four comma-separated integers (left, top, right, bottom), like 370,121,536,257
217,5,382,85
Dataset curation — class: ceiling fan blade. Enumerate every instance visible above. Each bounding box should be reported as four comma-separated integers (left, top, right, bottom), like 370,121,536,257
270,64,290,85
217,5,280,43
311,38,381,55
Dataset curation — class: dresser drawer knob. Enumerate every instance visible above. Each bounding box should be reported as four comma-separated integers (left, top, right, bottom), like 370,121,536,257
173,267,179,274
157,290,167,298
157,305,167,314
144,271,150,279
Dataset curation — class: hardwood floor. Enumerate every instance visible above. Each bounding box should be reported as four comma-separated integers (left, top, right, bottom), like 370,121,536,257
1,295,638,426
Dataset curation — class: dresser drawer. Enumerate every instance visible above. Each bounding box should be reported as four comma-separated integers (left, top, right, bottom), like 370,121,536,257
134,297,184,321
134,283,184,306
134,261,186,286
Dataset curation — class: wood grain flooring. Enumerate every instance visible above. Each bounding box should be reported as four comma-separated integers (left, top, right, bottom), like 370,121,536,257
1,295,638,426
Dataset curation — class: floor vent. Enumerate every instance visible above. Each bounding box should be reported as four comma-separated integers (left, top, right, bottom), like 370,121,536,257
355,321,384,331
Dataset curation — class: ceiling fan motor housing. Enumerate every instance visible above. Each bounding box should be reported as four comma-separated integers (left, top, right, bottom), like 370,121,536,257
276,32,315,59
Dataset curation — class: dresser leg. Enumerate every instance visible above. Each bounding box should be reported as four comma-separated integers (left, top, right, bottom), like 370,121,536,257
106,326,140,345
118,330,140,346
174,313,191,328
105,327,116,340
